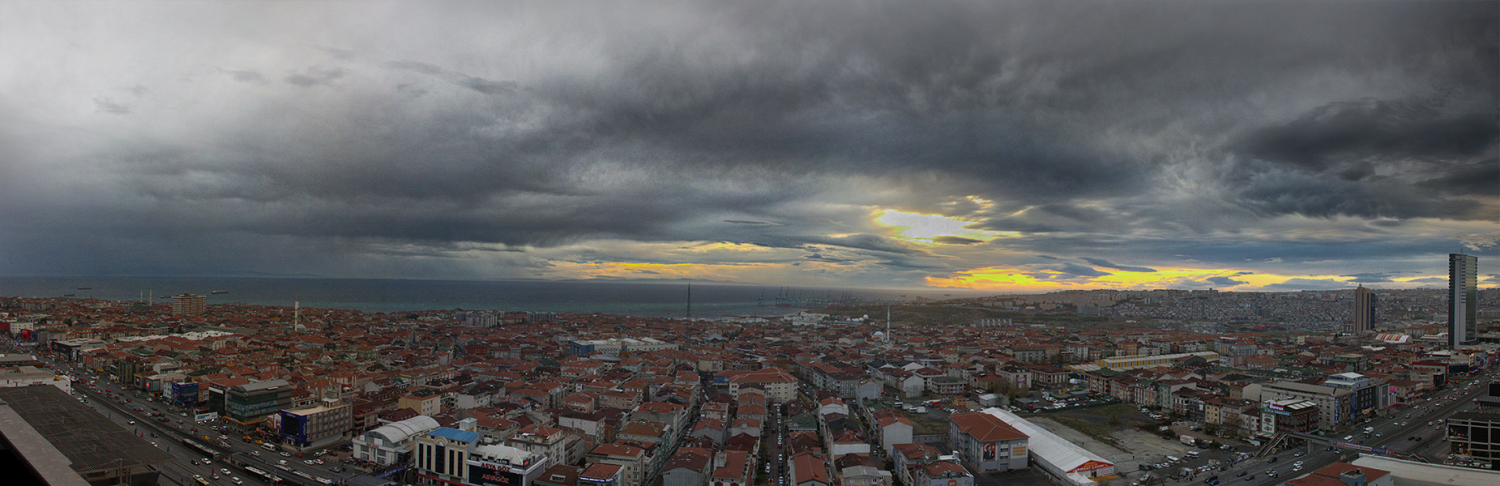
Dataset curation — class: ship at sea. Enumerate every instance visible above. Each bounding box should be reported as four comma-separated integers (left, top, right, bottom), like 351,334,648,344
77,287,91,290
211,290,229,295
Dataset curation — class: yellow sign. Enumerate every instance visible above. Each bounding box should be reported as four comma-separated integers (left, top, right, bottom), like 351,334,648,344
1012,445,1027,457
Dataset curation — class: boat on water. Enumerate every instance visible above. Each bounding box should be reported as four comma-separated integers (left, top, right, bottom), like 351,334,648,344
64,293,75,297
211,290,229,295
77,287,92,290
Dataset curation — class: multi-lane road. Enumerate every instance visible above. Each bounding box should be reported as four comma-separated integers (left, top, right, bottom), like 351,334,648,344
20,348,371,486
1126,367,1497,486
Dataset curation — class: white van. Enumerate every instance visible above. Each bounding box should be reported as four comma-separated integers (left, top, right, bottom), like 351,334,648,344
1185,451,1200,458
1167,456,1180,463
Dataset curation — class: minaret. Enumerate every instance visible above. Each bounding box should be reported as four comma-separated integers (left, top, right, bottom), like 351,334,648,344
886,305,891,342
686,284,692,320
294,300,300,332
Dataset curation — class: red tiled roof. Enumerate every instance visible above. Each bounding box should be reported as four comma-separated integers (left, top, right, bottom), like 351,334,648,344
948,412,1027,442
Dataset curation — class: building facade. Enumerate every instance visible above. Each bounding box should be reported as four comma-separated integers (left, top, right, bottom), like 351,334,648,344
468,443,550,486
225,379,292,431
280,400,353,450
1450,253,1479,348
1259,399,1319,437
172,294,206,315
415,424,484,486
353,415,441,466
1353,286,1377,333
1261,381,1353,431
1448,410,1500,469
947,412,1029,472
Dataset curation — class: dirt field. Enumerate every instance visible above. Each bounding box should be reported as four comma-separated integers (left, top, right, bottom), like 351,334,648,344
1032,404,1200,476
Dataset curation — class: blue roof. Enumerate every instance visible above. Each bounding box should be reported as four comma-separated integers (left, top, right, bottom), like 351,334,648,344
428,427,482,443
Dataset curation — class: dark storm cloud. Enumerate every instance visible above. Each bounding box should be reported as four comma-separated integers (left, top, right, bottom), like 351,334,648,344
1343,272,1396,283
1230,93,1498,221
93,97,131,114
1265,278,1351,290
1051,263,1111,278
453,75,517,96
319,47,355,60
284,67,345,87
386,60,444,75
1240,98,1498,170
877,257,951,270
1080,257,1156,273
3,1,1497,284
1206,276,1247,286
802,234,924,255
803,253,856,264
222,69,266,83
1418,159,1500,196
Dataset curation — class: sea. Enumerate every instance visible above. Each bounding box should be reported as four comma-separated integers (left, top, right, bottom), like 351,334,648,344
0,276,978,319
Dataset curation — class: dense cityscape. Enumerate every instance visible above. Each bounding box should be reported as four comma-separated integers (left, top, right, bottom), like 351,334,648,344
1,256,1496,486
3,2,1496,486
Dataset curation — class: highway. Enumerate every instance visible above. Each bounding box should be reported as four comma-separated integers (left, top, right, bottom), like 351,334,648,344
1135,366,1497,486
24,348,366,486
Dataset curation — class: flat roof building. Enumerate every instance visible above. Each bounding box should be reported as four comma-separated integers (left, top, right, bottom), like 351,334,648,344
280,400,353,450
172,294,206,316
0,385,176,486
569,338,679,357
226,379,292,431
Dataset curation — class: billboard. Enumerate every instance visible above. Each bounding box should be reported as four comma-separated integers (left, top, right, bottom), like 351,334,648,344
468,463,524,486
196,412,219,423
982,442,997,461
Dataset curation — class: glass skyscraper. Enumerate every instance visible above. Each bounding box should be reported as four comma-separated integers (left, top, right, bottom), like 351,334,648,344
1449,253,1478,348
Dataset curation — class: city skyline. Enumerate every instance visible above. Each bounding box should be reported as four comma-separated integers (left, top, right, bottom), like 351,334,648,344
1,1,1496,293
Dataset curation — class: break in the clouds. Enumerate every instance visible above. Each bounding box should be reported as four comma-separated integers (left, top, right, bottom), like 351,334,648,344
0,0,1496,293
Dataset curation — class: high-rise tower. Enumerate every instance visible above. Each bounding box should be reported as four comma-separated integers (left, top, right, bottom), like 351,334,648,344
1353,285,1376,333
1449,253,1479,348
171,294,205,315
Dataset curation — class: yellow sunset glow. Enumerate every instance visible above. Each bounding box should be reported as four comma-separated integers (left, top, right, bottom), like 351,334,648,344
547,261,780,281
927,266,1357,291
874,209,1014,244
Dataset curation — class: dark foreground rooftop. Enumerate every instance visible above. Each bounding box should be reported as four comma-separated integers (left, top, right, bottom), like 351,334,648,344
0,385,174,474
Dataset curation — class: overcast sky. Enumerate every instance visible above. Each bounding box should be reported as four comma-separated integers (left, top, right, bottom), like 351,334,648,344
1,1,1496,293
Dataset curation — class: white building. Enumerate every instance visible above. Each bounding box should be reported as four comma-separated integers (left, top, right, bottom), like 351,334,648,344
980,408,1112,485
352,415,441,466
468,442,550,486
0,367,72,394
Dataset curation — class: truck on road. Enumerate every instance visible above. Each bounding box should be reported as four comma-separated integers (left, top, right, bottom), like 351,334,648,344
1181,435,1197,446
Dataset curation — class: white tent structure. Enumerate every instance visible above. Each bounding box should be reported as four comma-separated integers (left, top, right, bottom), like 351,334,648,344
981,408,1116,485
